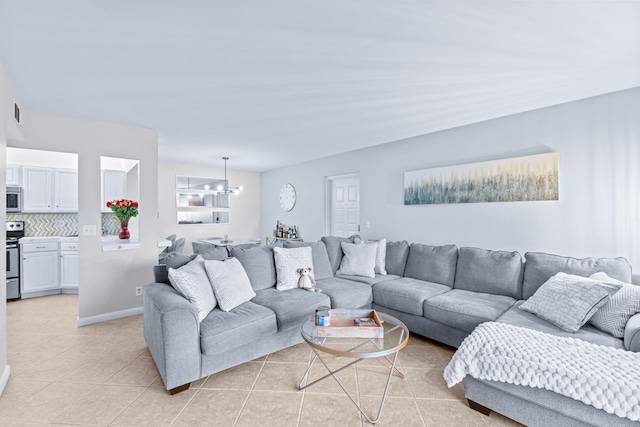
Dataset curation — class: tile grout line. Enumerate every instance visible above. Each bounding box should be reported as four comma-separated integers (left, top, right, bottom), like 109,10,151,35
233,357,267,426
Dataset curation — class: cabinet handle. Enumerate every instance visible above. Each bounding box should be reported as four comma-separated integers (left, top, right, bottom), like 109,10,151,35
36,246,46,249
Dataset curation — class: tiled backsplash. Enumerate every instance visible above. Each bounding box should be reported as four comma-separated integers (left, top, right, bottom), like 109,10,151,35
7,213,120,236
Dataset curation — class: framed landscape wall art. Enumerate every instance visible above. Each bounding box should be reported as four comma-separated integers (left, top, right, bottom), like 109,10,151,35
404,152,559,205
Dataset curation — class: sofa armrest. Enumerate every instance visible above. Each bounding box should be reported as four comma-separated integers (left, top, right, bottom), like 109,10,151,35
143,282,201,390
632,274,640,287
624,312,640,352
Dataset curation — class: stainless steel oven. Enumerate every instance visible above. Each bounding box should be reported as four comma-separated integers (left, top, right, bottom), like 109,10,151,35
6,221,24,300
7,187,22,213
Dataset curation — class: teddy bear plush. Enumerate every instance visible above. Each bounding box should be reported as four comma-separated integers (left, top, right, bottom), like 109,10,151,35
297,267,322,292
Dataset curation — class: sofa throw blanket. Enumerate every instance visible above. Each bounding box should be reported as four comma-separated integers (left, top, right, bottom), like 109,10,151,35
443,322,640,422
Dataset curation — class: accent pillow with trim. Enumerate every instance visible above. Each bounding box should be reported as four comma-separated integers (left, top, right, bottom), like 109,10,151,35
204,258,256,312
273,246,314,290
336,242,377,278
588,272,640,338
519,272,622,332
168,255,217,322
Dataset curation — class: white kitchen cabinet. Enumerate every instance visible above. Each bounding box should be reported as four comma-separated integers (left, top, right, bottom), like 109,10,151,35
22,166,52,212
22,166,78,212
6,164,21,186
102,169,126,211
60,242,79,293
21,242,60,297
54,169,78,211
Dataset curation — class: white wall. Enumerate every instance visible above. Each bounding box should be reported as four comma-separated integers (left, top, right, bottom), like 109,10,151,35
260,88,640,271
11,111,159,322
158,161,260,254
0,67,10,393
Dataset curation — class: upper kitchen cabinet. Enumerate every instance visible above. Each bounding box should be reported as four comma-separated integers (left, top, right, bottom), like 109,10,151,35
101,169,126,212
22,166,78,212
6,164,21,186
54,169,79,211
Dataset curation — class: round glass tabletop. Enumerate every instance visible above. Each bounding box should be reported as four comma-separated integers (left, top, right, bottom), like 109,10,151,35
300,310,410,359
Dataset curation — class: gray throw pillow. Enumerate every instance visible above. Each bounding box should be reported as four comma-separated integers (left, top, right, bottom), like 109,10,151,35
336,242,377,278
321,235,360,273
519,272,622,332
588,272,640,338
167,255,217,322
204,258,256,312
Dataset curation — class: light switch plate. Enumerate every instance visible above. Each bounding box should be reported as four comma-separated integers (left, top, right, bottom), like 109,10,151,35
365,221,371,229
82,225,97,236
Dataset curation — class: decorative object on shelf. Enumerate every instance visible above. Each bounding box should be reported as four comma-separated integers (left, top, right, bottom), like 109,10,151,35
404,152,559,205
106,199,139,240
279,183,296,211
215,157,242,196
274,221,299,239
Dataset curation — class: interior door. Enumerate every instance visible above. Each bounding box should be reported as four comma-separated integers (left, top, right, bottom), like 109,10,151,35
330,177,360,237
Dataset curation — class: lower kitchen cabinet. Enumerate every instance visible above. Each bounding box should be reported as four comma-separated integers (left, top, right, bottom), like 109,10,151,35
20,240,79,298
21,242,60,297
60,242,79,293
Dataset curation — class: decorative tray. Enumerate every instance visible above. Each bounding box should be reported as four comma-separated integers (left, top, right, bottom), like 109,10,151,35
313,308,384,339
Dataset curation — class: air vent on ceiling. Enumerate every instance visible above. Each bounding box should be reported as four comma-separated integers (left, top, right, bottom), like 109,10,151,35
14,101,22,126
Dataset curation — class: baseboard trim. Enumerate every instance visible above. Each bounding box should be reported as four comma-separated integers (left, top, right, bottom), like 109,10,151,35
0,365,10,395
77,306,143,327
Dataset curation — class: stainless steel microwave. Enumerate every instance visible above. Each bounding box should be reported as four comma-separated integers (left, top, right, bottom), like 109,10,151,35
6,187,22,213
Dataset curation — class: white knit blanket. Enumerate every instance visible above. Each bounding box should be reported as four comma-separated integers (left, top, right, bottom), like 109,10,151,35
443,322,640,421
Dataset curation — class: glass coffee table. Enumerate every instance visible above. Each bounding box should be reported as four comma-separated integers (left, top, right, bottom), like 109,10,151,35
298,311,409,424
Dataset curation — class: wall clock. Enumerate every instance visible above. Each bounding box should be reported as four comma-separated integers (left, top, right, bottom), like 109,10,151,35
279,183,296,212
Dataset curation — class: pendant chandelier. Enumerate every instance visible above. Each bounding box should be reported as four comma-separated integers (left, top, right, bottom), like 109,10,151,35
215,157,242,195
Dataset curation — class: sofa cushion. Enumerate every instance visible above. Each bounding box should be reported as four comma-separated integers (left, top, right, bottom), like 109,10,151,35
167,255,217,322
283,241,333,280
404,243,458,286
385,241,409,276
230,245,276,291
315,277,373,308
200,301,277,356
522,252,632,299
252,288,330,330
204,258,256,312
198,246,230,261
336,242,377,278
519,272,621,333
372,277,450,316
497,301,625,349
321,235,360,273
335,274,401,287
273,246,314,290
423,289,516,333
454,247,523,299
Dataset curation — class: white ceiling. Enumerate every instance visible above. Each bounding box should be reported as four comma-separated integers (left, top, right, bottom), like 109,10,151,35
1,1,639,171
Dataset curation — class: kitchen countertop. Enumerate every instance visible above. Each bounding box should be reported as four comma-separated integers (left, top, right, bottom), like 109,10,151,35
20,236,79,243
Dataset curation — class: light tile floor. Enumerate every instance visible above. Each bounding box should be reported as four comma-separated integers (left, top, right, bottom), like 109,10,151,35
1,294,523,426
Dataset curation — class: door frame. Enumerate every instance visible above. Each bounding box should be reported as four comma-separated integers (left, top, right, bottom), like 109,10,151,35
324,172,360,237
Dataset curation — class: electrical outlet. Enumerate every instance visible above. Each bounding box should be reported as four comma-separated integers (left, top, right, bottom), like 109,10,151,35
135,286,142,296
82,225,97,236
365,221,371,229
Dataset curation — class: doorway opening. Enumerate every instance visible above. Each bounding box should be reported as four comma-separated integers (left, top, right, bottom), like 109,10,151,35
325,173,360,237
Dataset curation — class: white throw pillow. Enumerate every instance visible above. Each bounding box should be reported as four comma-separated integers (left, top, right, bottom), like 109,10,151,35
588,272,640,338
273,246,314,290
168,255,217,322
353,237,387,275
519,272,622,333
204,258,256,312
336,242,377,278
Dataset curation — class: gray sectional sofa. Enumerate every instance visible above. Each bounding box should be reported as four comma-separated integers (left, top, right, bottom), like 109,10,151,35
143,237,640,426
